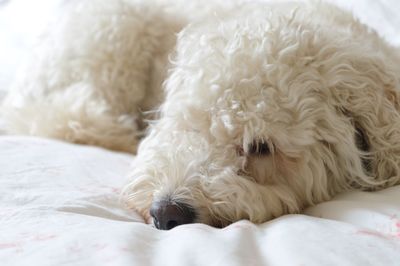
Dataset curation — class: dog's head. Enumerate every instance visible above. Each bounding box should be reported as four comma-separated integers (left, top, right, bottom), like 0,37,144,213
123,3,375,229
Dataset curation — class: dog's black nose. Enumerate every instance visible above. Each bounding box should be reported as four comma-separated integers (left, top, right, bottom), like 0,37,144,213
150,201,196,230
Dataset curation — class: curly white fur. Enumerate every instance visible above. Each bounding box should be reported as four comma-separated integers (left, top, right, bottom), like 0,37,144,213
2,0,400,227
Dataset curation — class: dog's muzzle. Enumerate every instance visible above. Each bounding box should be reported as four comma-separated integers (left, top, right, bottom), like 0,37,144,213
150,200,196,230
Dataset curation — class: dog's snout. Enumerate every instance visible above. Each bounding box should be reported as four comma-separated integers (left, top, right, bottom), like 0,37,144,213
150,201,196,230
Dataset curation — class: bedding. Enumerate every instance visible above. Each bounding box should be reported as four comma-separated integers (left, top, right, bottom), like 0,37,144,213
1,136,400,266
1,0,400,265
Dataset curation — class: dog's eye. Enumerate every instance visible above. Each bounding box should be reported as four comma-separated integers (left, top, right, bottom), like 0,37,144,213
248,140,271,156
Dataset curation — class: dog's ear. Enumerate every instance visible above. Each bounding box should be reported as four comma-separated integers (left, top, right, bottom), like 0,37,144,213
342,110,371,173
354,121,369,153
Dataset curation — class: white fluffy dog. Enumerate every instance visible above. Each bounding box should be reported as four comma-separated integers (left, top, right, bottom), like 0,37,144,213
2,0,400,230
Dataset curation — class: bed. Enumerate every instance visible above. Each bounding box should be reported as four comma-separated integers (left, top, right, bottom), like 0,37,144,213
1,1,400,265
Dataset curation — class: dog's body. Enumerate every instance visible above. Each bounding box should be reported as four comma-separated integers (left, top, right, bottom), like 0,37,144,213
2,0,400,229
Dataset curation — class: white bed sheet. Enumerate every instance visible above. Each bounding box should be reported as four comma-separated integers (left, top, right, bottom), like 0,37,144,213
1,136,400,266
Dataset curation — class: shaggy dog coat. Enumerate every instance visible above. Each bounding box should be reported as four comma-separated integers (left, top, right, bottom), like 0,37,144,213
2,0,400,227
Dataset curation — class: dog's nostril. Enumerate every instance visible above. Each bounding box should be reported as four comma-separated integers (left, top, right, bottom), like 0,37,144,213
150,201,196,230
166,220,178,230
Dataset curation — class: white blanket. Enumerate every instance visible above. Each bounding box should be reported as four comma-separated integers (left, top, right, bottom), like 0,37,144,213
1,0,400,265
1,136,400,266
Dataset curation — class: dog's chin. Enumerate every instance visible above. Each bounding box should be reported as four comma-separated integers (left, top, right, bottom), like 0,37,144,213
208,220,227,229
